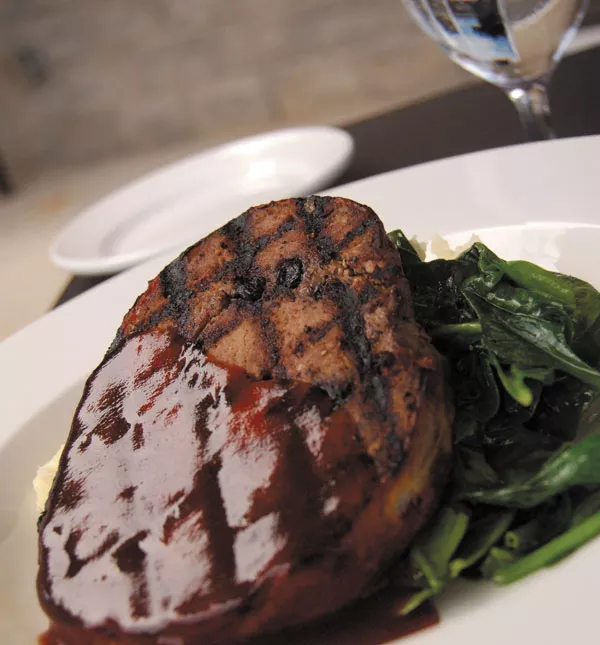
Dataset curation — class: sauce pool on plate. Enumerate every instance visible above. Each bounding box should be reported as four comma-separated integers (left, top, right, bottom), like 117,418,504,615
40,584,438,645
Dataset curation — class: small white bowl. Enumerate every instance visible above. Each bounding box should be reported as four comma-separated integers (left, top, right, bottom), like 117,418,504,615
50,126,354,275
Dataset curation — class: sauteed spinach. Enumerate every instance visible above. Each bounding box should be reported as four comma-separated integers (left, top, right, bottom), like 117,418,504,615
388,230,600,611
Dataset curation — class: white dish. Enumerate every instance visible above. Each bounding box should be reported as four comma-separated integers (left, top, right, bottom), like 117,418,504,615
50,126,354,276
3,135,600,643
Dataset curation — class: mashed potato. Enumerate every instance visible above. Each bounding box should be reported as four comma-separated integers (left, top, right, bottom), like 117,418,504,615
33,445,64,513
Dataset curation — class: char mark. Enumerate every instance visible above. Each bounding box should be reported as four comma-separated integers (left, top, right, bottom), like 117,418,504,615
65,528,120,579
276,257,304,290
336,219,375,252
260,314,281,378
314,279,389,419
201,310,244,350
232,275,266,302
160,256,192,328
298,197,339,264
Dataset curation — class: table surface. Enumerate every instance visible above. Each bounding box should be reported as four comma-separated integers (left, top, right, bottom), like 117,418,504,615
55,45,600,307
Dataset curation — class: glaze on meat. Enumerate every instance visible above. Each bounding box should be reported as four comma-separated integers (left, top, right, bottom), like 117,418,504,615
37,197,453,644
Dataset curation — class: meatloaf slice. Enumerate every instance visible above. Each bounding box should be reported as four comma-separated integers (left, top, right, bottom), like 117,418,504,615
37,196,453,645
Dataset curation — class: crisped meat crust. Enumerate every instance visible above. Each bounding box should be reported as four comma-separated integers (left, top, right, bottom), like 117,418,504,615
117,196,444,472
38,197,453,645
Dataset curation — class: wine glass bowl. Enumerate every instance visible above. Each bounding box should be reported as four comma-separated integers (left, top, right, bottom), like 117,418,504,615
403,0,589,140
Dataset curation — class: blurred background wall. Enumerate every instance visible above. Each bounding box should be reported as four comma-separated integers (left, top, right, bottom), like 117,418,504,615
0,0,472,186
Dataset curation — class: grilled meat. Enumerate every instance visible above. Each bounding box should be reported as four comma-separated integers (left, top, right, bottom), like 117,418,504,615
37,196,453,645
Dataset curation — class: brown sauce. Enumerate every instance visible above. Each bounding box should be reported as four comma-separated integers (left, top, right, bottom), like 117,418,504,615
38,330,439,645
250,587,439,645
39,585,438,645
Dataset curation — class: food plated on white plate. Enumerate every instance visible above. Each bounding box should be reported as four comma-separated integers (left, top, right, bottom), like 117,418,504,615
36,194,600,644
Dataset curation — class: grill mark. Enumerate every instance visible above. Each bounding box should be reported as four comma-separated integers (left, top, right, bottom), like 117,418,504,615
218,216,296,282
313,279,390,426
57,478,85,511
129,219,298,336
112,531,150,619
106,329,124,357
335,218,376,252
129,573,149,619
222,211,254,277
173,455,238,615
200,455,237,588
291,318,338,358
262,390,329,561
232,275,266,302
64,528,120,579
201,308,244,350
113,531,148,574
299,196,328,236
260,312,281,379
358,281,380,306
298,196,339,264
304,319,338,344
159,255,192,329
196,217,299,360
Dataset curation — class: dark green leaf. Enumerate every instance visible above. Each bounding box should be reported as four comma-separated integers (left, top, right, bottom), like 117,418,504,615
462,282,600,391
453,446,500,493
492,510,600,584
463,432,600,508
409,505,471,585
387,229,423,266
495,260,600,368
571,489,600,526
449,510,515,577
390,236,600,612
449,347,501,445
503,494,571,553
501,260,577,309
480,546,518,579
530,376,596,442
401,505,470,614
488,355,551,407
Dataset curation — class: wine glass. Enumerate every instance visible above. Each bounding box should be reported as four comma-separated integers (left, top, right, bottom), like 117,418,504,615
402,0,589,140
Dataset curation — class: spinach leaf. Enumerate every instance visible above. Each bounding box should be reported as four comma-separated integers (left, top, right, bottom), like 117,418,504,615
448,348,500,444
462,432,600,508
480,546,517,579
461,281,600,390
501,261,600,363
503,494,572,553
530,376,596,442
400,505,470,614
449,509,515,577
388,232,600,606
388,229,479,329
401,505,514,613
571,489,600,525
453,446,500,491
491,510,600,584
387,229,423,266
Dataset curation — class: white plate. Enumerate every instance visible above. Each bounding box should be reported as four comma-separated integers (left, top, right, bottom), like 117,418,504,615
50,126,354,275
3,135,600,644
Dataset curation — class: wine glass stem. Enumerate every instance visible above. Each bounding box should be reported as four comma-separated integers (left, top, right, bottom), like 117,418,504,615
506,83,556,142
